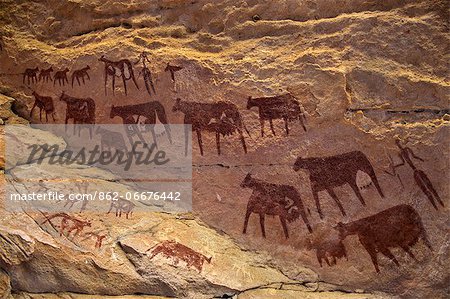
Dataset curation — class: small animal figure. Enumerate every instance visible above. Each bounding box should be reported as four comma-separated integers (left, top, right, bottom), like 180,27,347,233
307,238,348,267
95,127,129,155
53,68,70,86
240,173,312,239
30,91,56,122
38,67,53,83
293,151,384,219
71,65,91,87
164,63,183,82
335,204,433,272
110,101,172,147
247,93,306,136
82,232,106,249
99,55,139,95
107,197,135,219
41,213,92,237
173,98,248,156
147,240,212,272
23,67,39,84
59,92,96,138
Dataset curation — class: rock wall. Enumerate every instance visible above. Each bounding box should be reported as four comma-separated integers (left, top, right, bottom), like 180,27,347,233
0,0,448,298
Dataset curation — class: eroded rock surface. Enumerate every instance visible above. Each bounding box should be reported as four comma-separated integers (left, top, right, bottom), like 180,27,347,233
0,0,448,298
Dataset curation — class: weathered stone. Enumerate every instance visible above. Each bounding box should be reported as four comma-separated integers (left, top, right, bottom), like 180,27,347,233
0,269,11,299
0,0,448,298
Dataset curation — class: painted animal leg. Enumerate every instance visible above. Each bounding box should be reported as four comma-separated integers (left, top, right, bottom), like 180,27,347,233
76,76,81,86
260,118,265,137
312,188,324,219
401,246,417,261
379,247,400,267
283,116,289,135
23,74,25,84
331,256,337,265
81,76,85,84
112,74,116,95
242,208,252,234
326,188,346,216
362,242,380,273
259,213,266,238
130,69,139,90
29,103,37,117
127,134,135,149
279,216,289,239
349,181,366,206
299,115,307,131
39,109,42,122
184,121,190,156
64,76,69,85
135,126,148,146
104,68,108,95
317,254,323,267
414,170,438,210
122,75,128,95
238,128,247,154
215,132,221,155
150,126,158,148
60,219,68,237
196,129,204,156
367,169,384,198
269,119,276,136
164,124,172,144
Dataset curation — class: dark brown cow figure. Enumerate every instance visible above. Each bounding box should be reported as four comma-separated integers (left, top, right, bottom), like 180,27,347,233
335,204,433,272
95,127,129,154
293,151,384,219
172,98,248,156
23,67,39,84
59,92,96,138
30,91,56,122
110,101,172,147
240,173,312,239
38,67,53,83
247,93,306,136
71,65,91,87
54,68,70,86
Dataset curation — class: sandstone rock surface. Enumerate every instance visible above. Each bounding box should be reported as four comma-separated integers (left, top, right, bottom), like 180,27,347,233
0,0,448,298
